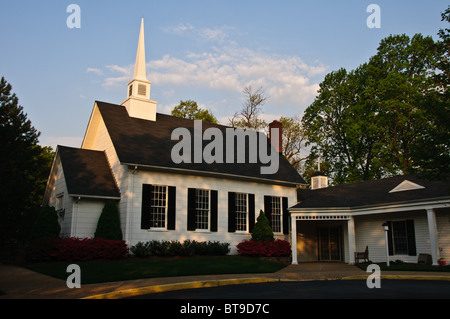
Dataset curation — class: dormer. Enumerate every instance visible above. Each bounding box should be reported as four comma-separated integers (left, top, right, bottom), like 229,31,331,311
389,180,425,193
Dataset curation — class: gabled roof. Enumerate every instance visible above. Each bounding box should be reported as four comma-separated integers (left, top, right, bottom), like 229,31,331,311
57,146,120,199
95,101,306,186
293,174,450,210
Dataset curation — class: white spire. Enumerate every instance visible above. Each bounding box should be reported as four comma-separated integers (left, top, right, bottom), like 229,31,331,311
133,18,148,82
121,18,157,122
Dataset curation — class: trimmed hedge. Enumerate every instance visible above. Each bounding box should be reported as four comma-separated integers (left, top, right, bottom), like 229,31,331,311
130,240,230,257
236,239,291,257
49,237,129,262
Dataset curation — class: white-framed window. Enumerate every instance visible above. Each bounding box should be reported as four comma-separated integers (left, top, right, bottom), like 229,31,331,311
150,185,168,229
392,221,409,255
56,193,64,211
235,193,248,232
195,189,210,230
271,196,282,233
386,220,417,256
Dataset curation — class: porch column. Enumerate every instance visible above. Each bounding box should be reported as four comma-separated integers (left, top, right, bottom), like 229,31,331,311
426,208,439,266
347,216,356,264
291,216,298,264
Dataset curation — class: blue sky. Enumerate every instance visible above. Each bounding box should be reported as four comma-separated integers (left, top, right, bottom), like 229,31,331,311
0,1,447,149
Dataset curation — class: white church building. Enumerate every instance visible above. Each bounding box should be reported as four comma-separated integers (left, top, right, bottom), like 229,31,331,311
44,19,450,265
43,19,305,255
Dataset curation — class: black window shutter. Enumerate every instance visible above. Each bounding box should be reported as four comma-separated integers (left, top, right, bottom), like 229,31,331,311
141,184,152,229
282,197,289,235
264,196,272,227
210,190,218,232
187,188,196,231
228,192,236,232
386,221,394,256
167,186,176,230
406,220,417,256
248,194,255,233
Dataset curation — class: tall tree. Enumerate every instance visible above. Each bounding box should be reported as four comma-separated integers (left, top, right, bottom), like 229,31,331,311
0,76,54,260
171,100,218,124
367,33,441,175
410,7,450,179
278,116,308,172
302,65,387,184
302,30,445,185
229,85,268,130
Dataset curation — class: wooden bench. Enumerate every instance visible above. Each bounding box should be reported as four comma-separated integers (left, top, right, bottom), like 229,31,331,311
354,246,369,263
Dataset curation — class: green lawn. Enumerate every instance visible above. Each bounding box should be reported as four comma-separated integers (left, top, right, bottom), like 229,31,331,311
25,256,287,285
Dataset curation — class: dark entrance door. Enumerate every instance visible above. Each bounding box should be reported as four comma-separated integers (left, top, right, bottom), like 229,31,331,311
317,226,343,261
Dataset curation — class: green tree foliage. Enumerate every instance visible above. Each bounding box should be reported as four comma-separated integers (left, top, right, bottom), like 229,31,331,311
302,12,449,184
0,76,55,261
303,66,387,184
29,205,61,241
171,100,218,124
26,205,59,262
251,210,274,242
94,200,123,240
410,7,450,180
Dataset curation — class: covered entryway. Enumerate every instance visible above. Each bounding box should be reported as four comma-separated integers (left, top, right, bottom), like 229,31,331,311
290,214,355,264
317,226,343,261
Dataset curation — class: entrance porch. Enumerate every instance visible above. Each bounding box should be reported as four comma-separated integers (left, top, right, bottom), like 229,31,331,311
290,214,356,264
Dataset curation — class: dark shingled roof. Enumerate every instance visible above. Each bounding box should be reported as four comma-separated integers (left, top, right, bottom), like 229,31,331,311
58,146,120,198
96,101,306,185
294,174,450,209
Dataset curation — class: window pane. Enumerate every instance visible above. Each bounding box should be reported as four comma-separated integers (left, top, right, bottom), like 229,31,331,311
235,193,248,232
393,221,408,255
195,189,209,230
150,185,167,228
271,197,281,233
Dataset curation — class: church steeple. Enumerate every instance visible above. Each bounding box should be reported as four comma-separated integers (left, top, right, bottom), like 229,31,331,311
311,155,328,190
133,18,148,82
121,18,157,121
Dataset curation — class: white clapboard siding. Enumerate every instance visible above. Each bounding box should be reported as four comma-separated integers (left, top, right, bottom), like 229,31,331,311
48,162,73,237
128,170,297,254
82,106,128,237
71,199,105,238
437,208,450,260
354,211,432,263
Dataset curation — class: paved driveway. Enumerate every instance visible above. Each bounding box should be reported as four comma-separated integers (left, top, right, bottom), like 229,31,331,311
131,279,450,299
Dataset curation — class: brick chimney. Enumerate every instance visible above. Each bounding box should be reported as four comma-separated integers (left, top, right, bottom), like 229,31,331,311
269,120,283,153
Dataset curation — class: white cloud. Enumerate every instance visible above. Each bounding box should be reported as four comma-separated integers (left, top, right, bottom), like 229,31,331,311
162,23,194,35
147,45,326,110
94,64,133,89
198,26,233,43
88,26,327,114
163,23,235,44
86,67,103,75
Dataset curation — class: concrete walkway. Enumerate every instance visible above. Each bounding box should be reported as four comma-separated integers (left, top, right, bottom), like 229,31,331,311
1,262,449,299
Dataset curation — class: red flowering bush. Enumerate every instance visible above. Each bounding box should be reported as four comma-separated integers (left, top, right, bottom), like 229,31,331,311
49,237,129,262
236,239,291,257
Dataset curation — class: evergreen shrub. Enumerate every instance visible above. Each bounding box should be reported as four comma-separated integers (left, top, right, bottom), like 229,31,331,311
251,210,274,242
94,201,122,240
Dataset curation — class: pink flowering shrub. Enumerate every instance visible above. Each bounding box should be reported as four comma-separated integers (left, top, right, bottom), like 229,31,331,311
49,237,128,262
236,239,291,257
